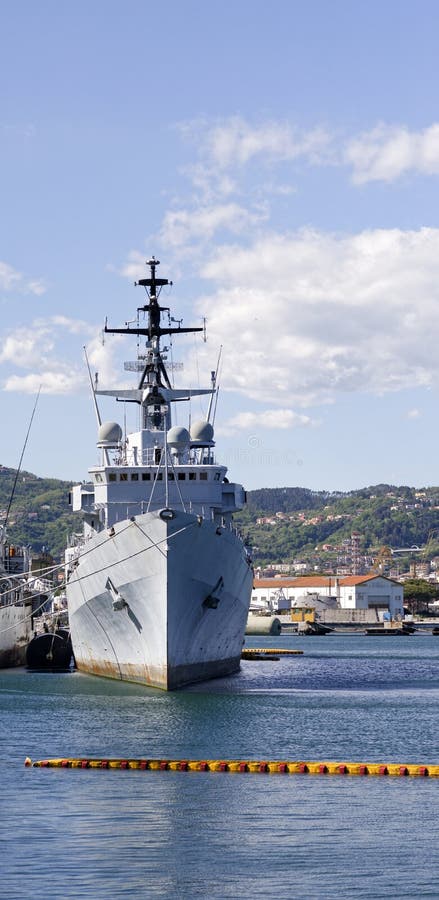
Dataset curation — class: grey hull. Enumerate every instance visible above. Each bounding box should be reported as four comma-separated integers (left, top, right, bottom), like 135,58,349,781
67,508,253,690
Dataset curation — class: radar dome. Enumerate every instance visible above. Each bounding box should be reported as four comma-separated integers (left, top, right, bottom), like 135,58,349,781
167,426,191,449
97,421,123,447
190,420,214,443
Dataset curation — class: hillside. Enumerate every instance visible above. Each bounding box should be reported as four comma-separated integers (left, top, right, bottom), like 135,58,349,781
0,466,77,559
2,467,439,571
236,483,439,571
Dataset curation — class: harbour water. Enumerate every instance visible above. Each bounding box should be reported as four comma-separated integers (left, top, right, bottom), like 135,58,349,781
2,633,439,899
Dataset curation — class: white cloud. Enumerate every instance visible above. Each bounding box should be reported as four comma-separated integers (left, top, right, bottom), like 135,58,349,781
3,371,83,395
217,408,317,436
26,280,47,296
0,316,122,396
49,316,94,333
407,408,421,419
116,117,439,275
0,317,98,371
0,310,142,396
86,332,128,390
114,250,149,281
181,116,439,191
111,119,439,428
202,118,330,169
160,203,267,248
345,123,439,183
176,117,332,207
0,327,54,367
0,262,22,292
0,261,46,296
179,226,439,408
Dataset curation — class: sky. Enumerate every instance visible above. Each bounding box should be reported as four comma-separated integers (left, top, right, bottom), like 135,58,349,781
2,0,439,492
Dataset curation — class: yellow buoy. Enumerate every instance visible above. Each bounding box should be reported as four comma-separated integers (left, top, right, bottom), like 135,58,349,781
26,756,439,778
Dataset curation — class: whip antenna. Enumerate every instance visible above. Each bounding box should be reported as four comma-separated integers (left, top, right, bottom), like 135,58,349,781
5,386,41,530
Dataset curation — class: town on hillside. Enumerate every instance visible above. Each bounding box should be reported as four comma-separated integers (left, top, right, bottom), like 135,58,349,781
1,468,439,622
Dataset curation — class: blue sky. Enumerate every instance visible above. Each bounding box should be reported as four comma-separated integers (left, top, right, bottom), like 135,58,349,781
2,0,439,491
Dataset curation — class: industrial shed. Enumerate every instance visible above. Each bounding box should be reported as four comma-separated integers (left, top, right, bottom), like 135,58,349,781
252,575,404,619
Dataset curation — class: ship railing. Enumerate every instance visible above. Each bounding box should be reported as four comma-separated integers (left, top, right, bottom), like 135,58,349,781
33,608,69,635
27,577,53,593
0,576,40,608
2,554,28,575
109,447,217,467
0,592,23,608
0,581,15,608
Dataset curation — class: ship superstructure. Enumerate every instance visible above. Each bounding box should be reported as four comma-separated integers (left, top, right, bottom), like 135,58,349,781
66,258,253,689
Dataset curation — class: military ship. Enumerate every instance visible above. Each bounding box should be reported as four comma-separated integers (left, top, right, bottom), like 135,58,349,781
66,258,253,689
0,528,50,667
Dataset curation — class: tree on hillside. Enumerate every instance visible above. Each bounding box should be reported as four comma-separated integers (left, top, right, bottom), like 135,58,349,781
403,579,439,615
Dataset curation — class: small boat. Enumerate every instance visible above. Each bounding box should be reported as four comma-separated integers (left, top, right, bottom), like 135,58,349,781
365,623,415,636
297,620,334,636
26,626,73,670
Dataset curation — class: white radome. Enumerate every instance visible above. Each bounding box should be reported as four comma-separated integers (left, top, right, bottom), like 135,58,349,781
190,420,214,442
97,421,123,447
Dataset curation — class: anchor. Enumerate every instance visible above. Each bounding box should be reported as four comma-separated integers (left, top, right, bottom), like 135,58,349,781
203,576,224,610
106,577,128,611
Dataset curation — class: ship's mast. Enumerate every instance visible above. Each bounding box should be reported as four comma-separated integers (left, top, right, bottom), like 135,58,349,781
103,257,206,430
104,256,204,341
104,257,203,384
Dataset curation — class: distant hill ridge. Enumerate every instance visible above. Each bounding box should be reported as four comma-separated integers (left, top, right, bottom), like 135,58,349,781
240,483,439,567
1,466,439,565
247,483,427,513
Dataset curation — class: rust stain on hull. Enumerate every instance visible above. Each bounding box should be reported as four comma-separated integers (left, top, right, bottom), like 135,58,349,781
75,654,242,691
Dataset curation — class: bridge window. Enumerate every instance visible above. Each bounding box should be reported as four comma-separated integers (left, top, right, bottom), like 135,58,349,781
120,473,128,482
189,472,196,481
178,473,186,481
200,472,208,481
109,473,116,482
142,473,151,481
168,473,175,480
131,473,139,481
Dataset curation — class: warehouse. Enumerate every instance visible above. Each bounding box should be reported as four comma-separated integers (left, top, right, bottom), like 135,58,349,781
252,575,404,619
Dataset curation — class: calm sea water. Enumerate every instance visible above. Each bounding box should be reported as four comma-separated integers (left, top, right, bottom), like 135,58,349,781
1,633,439,899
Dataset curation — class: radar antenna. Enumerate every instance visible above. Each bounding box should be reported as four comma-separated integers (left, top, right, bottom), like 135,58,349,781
104,257,204,342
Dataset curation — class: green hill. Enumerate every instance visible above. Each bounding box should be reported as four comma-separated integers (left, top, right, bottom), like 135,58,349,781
0,466,77,559
236,484,439,568
2,466,439,569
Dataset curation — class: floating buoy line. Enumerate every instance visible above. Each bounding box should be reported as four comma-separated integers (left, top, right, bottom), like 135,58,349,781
24,757,439,777
241,648,303,657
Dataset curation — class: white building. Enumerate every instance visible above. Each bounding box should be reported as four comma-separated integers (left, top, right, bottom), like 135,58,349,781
337,575,404,617
252,575,404,619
